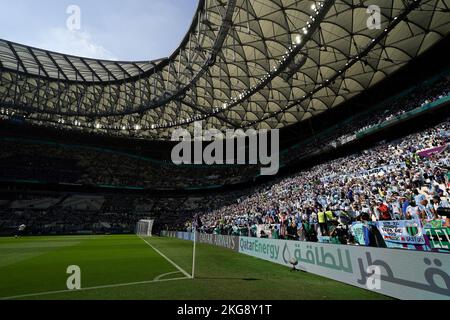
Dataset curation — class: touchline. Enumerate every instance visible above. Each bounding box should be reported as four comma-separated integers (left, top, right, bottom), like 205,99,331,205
171,121,280,176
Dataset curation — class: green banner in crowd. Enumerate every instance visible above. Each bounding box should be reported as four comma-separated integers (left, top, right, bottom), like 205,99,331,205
425,228,450,251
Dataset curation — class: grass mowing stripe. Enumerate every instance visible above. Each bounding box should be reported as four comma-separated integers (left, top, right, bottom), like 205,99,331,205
0,240,82,268
139,236,192,279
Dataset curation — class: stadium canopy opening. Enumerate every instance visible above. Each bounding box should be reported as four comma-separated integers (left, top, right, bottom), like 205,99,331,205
0,0,449,140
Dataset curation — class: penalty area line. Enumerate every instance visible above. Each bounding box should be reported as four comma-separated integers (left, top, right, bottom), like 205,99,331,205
0,275,190,301
139,236,193,279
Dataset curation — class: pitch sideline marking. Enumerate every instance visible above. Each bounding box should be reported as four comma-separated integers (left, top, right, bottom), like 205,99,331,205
0,276,190,300
139,236,192,279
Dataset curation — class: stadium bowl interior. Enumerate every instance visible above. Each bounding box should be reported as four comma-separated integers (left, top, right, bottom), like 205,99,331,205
0,0,449,301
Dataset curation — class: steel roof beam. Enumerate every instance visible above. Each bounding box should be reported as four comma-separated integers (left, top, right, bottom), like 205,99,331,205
6,42,28,74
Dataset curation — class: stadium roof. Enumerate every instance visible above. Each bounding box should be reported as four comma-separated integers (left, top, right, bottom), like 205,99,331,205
0,41,165,82
0,0,449,140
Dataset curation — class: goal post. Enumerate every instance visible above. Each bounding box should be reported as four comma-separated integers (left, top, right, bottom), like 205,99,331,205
136,219,155,237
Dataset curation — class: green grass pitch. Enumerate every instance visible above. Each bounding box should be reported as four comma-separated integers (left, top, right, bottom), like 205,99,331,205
0,235,391,300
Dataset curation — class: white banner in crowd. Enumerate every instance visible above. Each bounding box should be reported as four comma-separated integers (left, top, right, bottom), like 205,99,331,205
353,162,408,178
377,220,425,246
320,162,407,183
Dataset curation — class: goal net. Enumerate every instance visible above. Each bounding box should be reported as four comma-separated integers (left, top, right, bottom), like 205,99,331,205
136,219,155,237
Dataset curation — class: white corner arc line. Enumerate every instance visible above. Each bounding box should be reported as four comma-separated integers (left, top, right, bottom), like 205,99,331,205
139,236,192,279
0,276,189,301
154,271,183,281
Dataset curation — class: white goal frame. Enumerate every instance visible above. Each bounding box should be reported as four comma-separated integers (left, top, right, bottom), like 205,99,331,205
136,219,155,237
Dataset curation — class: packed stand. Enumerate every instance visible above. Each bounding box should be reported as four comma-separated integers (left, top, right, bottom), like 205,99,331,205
190,121,450,248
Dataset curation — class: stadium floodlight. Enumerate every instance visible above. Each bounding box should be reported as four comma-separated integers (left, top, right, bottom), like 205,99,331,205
136,219,155,237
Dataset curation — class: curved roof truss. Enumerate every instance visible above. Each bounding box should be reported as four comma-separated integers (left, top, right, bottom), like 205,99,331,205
0,0,449,140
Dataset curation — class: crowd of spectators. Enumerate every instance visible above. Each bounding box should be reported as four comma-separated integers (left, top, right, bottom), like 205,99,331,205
0,75,449,193
0,193,143,235
281,74,450,165
0,190,224,236
0,140,259,189
1,73,450,240
355,75,450,134
189,120,450,247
